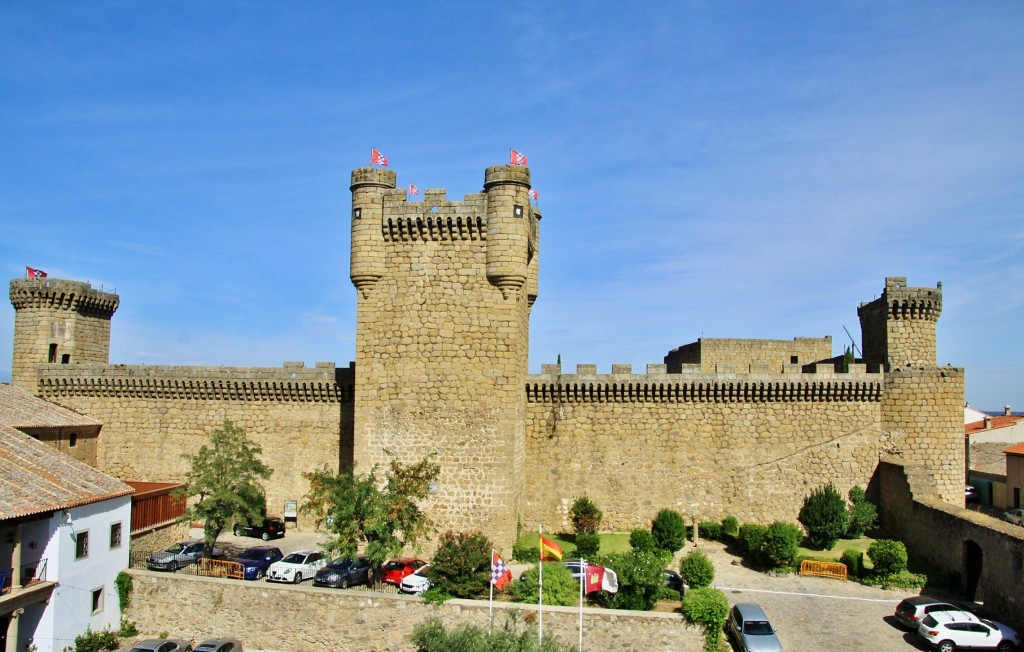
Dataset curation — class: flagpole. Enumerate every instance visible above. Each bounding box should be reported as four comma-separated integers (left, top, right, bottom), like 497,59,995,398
578,557,585,651
489,549,495,637
538,525,544,646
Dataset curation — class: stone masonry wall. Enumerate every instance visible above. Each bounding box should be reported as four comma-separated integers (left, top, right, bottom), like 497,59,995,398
32,362,352,523
126,570,705,652
665,337,833,373
524,363,886,531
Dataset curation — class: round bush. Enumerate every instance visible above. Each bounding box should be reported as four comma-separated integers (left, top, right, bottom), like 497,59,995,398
761,521,802,568
721,515,739,537
599,549,666,611
629,528,657,552
574,533,600,559
511,562,579,606
698,521,722,540
651,508,687,553
679,549,715,589
868,539,908,575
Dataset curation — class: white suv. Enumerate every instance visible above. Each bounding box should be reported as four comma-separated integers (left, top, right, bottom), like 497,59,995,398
918,609,1019,652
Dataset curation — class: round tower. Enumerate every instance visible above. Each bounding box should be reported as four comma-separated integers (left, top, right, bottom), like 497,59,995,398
484,165,532,299
349,167,397,298
857,277,942,369
9,278,120,390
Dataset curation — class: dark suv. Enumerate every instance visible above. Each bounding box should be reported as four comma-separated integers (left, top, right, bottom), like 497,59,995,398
233,517,286,541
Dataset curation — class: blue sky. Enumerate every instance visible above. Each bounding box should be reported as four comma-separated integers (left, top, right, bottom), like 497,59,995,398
1,2,1022,410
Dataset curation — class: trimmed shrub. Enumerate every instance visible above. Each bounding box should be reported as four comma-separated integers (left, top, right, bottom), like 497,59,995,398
429,530,493,598
798,483,849,550
865,570,927,590
867,539,908,575
651,508,687,553
738,523,768,567
512,562,579,606
682,587,730,652
698,521,722,540
629,528,657,553
840,548,864,578
599,549,666,611
569,496,603,535
679,549,715,589
721,515,739,538
761,521,802,568
574,533,600,559
846,486,878,538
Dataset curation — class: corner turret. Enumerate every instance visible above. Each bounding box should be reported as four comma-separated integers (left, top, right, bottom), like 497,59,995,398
484,165,533,299
350,167,397,298
857,277,942,369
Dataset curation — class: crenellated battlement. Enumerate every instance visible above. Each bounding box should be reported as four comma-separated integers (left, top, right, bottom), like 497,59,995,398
379,189,490,242
858,276,942,323
10,278,120,316
34,361,354,403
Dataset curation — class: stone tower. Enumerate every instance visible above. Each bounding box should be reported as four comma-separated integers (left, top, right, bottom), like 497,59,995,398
9,278,120,390
349,164,540,552
857,276,942,369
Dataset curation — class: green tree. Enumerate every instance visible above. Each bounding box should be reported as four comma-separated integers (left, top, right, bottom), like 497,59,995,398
599,549,667,611
845,486,878,538
569,496,602,535
679,549,715,589
429,530,493,598
300,455,440,574
798,483,849,550
511,562,579,606
651,508,687,553
177,419,273,556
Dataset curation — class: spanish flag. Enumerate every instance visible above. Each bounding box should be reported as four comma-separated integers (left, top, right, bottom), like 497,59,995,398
539,535,563,561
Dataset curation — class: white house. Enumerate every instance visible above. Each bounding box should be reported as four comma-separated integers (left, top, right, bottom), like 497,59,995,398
1,412,133,652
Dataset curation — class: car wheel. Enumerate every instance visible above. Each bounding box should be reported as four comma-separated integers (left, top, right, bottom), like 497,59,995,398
168,561,178,572
262,532,270,541
340,576,349,589
938,641,956,652
996,642,1013,652
293,573,302,584
234,527,244,537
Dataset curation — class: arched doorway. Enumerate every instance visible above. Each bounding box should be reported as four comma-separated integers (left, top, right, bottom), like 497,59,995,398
963,539,983,601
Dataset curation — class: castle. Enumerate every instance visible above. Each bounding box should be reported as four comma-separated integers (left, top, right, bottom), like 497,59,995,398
7,164,965,554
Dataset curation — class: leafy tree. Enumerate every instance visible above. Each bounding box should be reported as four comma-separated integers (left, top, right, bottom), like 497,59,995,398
569,496,602,535
846,486,878,538
682,587,730,652
300,455,440,574
651,508,687,553
429,530,493,598
177,419,273,556
679,549,714,589
761,521,802,568
598,549,667,611
868,539,908,575
798,483,849,550
511,562,579,606
629,528,657,553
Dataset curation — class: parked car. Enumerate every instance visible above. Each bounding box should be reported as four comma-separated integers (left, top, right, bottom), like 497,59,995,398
146,541,222,572
267,549,327,583
233,517,286,540
313,556,372,589
728,603,782,652
229,546,283,580
918,609,1019,651
895,596,961,630
1004,508,1024,526
664,569,685,593
965,485,979,502
381,557,428,585
127,639,193,652
399,563,432,595
192,639,243,652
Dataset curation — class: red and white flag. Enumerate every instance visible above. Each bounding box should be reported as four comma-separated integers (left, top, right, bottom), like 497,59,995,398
370,148,389,166
528,188,539,201
26,266,47,279
584,564,618,594
490,551,513,590
510,148,528,166
408,183,419,196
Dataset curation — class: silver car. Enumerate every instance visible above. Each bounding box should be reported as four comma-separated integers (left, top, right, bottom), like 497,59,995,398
729,603,782,652
127,639,192,652
145,541,222,572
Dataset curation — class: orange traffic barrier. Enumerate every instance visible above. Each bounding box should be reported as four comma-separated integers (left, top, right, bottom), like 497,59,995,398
799,559,848,581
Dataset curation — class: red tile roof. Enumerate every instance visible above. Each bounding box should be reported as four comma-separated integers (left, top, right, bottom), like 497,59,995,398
0,424,133,519
0,383,100,429
965,414,1024,435
1005,442,1024,456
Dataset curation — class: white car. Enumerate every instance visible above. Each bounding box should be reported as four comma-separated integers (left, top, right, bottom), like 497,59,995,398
918,609,1019,652
399,563,431,595
266,549,327,584
1004,508,1024,526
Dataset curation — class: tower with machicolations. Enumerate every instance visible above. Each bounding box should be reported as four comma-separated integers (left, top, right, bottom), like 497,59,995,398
9,278,120,390
350,164,540,551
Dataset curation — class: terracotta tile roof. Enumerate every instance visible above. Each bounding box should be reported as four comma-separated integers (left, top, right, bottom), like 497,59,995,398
1005,442,1024,456
0,383,100,429
965,414,1024,435
0,424,133,519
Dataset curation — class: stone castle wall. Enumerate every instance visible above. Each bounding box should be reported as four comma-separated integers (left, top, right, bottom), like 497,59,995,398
126,570,705,652
524,363,887,530
32,362,352,522
665,337,833,374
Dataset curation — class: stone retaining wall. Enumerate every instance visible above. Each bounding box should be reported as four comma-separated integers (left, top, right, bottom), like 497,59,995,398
126,570,705,652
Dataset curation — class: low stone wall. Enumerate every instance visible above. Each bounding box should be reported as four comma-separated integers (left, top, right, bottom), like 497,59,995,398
126,570,705,652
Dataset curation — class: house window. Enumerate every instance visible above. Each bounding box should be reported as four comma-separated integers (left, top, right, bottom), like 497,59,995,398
790,356,799,364
91,587,103,614
48,344,57,363
110,522,122,549
61,354,71,364
75,531,89,559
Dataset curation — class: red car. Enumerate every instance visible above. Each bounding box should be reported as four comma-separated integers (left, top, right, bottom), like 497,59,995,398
381,558,427,585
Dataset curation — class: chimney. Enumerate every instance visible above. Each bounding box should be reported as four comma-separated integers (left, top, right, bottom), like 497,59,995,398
1005,405,1012,417
984,416,992,429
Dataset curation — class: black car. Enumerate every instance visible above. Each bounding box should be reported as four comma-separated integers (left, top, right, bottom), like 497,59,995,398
664,569,686,593
233,517,286,541
314,556,372,589
230,546,284,580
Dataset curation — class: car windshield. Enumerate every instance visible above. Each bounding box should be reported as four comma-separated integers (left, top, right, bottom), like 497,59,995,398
329,559,354,570
164,543,186,554
744,621,774,635
282,553,308,564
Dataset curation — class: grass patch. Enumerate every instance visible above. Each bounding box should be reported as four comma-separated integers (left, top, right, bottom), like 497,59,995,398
797,536,876,568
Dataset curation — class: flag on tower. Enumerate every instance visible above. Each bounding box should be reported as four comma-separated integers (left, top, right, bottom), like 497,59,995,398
408,183,419,196
510,148,528,166
26,266,47,279
529,188,539,201
370,148,389,166
491,551,513,590
539,535,563,561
